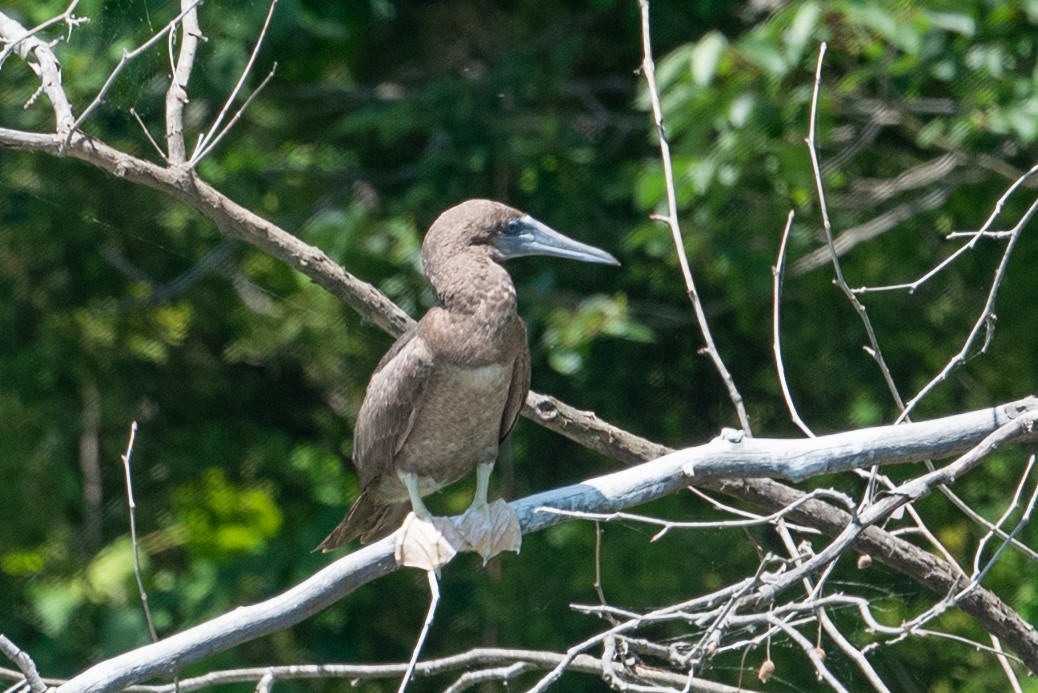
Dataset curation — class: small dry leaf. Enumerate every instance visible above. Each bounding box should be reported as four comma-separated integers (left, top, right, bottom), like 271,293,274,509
857,554,873,569
758,659,775,683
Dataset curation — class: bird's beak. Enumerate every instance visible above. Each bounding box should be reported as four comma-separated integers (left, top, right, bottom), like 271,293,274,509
496,215,620,265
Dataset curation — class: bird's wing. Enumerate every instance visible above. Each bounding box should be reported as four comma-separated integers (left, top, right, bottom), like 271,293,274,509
353,324,435,487
499,323,531,442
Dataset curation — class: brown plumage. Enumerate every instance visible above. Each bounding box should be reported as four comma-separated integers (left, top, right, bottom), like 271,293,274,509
317,199,617,552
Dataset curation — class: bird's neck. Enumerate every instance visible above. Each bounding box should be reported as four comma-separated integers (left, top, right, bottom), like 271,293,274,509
431,259,517,324
421,257,525,366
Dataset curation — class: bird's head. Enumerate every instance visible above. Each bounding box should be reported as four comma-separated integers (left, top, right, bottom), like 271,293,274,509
421,199,619,283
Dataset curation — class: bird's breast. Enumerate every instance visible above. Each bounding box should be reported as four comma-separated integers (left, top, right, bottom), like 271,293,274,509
380,360,515,500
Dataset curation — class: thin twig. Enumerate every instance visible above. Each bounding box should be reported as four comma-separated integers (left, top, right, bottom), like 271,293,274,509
773,520,890,692
189,0,278,167
0,0,84,68
896,192,1038,423
64,0,203,150
592,523,618,626
443,663,530,693
398,570,440,693
636,0,752,435
537,486,854,536
130,108,166,160
120,421,159,642
804,42,905,414
772,210,813,436
189,63,276,167
991,636,1024,693
859,162,1038,294
972,455,1036,578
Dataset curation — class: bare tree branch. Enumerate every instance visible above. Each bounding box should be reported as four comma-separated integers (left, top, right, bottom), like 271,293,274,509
188,0,277,167
0,10,75,134
165,0,204,164
52,397,1038,692
0,636,46,693
772,210,813,436
0,0,83,69
803,42,905,413
636,0,752,435
118,421,158,643
37,648,729,693
65,1,202,151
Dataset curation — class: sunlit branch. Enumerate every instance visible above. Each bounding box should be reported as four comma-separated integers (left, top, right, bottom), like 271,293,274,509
0,10,75,133
189,62,276,167
119,421,158,643
896,192,1038,423
0,0,84,69
398,571,440,693
772,209,813,436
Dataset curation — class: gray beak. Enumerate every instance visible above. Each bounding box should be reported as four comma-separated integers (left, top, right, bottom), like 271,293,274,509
496,215,620,266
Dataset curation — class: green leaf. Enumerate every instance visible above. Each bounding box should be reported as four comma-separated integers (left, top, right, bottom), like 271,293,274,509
784,1,822,63
691,32,728,86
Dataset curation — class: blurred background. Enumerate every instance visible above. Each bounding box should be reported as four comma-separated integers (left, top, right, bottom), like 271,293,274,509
2,0,1038,690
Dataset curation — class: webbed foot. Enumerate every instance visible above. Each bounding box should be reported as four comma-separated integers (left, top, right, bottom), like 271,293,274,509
394,512,465,571
458,498,521,565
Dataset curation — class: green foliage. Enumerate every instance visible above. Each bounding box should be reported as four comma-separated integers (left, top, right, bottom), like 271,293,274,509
2,0,1038,689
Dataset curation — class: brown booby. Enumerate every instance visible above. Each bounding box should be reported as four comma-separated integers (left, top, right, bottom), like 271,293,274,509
317,199,618,565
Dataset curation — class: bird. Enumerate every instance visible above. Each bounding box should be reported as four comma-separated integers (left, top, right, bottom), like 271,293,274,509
316,199,618,564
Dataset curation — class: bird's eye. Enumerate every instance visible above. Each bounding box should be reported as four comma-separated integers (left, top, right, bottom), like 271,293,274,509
504,218,523,236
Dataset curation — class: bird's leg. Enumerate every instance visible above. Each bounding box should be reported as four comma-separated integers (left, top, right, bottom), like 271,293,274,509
400,472,433,519
395,472,462,571
459,461,521,563
472,461,493,510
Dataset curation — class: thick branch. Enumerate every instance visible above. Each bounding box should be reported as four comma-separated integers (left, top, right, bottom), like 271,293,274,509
56,397,1038,692
0,635,46,693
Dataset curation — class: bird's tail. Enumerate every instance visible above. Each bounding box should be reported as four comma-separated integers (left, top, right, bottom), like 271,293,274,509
315,490,411,552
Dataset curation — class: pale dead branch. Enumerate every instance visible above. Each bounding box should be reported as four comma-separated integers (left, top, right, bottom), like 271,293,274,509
636,0,752,435
49,398,1038,692
188,0,278,167
118,421,158,642
165,0,204,163
64,1,203,151
0,636,46,693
